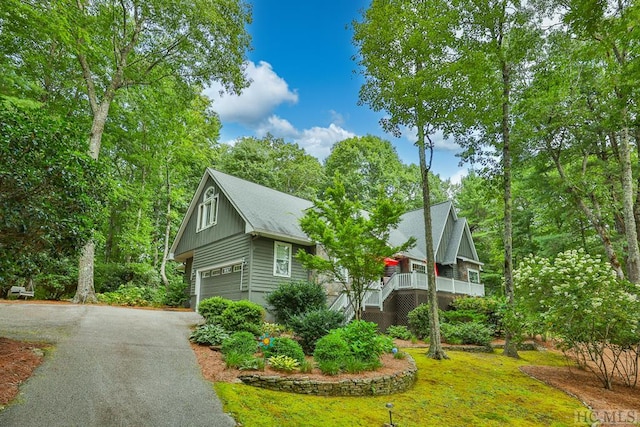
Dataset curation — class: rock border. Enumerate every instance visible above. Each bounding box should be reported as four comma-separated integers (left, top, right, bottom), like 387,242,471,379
238,354,417,396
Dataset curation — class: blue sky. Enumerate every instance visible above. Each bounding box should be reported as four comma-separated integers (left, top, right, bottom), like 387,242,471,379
204,0,467,183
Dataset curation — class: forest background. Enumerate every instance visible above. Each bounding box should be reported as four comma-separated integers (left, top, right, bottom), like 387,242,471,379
1,0,638,303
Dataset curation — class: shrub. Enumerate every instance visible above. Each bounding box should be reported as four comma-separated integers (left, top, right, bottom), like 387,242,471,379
163,279,189,307
385,325,413,341
238,357,265,371
221,331,257,356
316,360,341,376
440,322,494,347
441,309,487,325
97,284,164,307
376,334,395,354
313,330,351,364
408,303,431,340
450,296,506,334
198,296,232,323
189,324,230,346
265,280,327,325
261,322,290,337
263,337,305,363
268,355,300,372
219,300,264,335
299,359,313,373
95,262,160,293
223,352,254,369
288,308,345,354
340,320,383,363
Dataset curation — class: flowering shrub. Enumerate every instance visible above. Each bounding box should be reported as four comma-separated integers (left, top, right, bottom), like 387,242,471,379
514,249,640,389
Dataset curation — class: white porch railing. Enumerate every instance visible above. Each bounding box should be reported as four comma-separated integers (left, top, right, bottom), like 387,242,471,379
330,272,484,321
365,272,485,308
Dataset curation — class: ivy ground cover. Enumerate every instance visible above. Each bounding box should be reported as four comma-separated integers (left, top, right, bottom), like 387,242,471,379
214,348,589,426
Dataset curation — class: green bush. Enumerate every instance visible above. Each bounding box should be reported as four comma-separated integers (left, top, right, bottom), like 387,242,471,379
440,322,494,347
288,308,345,354
163,279,189,307
95,262,160,293
221,331,257,356
97,284,165,307
313,330,351,364
316,360,341,376
223,352,254,369
261,322,290,337
441,309,487,325
385,325,414,341
268,355,300,372
189,324,230,346
198,296,232,323
408,303,431,340
265,280,327,325
263,337,305,363
220,300,265,335
450,296,506,334
340,320,385,363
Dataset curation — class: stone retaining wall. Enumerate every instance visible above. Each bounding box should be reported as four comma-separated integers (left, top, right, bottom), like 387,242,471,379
238,355,417,396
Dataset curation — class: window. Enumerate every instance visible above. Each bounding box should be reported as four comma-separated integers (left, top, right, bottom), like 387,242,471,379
197,187,218,231
202,271,210,278
468,269,480,284
233,264,242,273
221,266,232,275
411,262,426,274
211,269,220,276
273,242,292,277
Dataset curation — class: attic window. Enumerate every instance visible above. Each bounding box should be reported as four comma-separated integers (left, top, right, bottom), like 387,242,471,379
197,187,218,231
273,241,292,277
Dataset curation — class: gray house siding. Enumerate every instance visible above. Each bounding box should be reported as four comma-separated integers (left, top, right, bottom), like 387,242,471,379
189,233,251,307
458,233,475,260
174,176,245,257
248,237,311,294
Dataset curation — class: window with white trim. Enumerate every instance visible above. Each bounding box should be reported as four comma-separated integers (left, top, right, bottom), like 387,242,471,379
411,261,426,274
197,187,218,231
468,269,480,284
273,241,292,277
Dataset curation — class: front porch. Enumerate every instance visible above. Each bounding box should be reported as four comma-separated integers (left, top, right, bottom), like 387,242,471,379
330,272,485,326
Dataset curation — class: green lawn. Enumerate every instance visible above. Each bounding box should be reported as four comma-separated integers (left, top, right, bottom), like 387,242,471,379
214,348,589,427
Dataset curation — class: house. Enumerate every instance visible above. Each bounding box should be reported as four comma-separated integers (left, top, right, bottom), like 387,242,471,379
170,169,484,326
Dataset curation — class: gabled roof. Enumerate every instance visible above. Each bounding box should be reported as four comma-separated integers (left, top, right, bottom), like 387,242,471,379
169,169,313,258
389,201,480,265
171,170,480,265
209,169,313,244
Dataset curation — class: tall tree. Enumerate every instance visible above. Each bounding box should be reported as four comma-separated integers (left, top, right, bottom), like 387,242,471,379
216,134,324,200
324,135,444,210
353,0,461,359
3,0,252,302
296,179,414,321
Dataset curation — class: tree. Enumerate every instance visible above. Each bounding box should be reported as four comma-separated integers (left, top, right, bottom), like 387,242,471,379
296,179,414,321
3,0,252,302
216,134,324,200
0,102,101,285
514,249,640,390
324,135,444,210
353,0,460,359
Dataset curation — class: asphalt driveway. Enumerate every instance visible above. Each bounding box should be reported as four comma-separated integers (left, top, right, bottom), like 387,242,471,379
0,303,236,427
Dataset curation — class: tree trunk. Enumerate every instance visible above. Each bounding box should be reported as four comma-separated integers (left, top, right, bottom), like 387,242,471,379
73,241,98,303
619,123,640,283
501,57,519,359
73,100,113,304
160,167,172,290
417,128,447,360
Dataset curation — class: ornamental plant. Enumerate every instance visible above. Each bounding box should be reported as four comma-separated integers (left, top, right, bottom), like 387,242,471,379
514,249,640,389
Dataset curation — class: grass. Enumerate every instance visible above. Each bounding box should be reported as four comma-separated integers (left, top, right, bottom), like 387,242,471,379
214,348,591,426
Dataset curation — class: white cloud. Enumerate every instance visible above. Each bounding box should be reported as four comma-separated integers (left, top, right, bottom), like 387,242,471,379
254,115,355,160
296,124,356,160
449,168,468,185
401,127,460,151
204,61,298,126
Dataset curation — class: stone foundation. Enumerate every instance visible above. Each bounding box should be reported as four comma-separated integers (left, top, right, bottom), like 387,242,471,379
238,355,417,396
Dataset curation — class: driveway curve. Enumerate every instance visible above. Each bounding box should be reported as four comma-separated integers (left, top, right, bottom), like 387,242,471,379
0,303,235,427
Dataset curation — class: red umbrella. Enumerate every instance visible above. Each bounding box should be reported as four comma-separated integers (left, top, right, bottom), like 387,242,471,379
384,257,399,266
